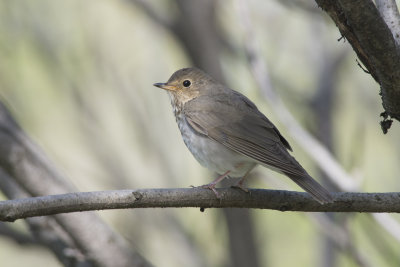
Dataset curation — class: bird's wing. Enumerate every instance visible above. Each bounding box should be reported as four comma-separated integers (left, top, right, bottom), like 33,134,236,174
183,94,305,176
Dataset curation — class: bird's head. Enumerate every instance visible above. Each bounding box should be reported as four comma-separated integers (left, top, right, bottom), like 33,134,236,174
154,67,217,104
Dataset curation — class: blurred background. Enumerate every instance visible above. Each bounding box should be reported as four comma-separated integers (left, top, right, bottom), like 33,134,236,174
0,0,400,266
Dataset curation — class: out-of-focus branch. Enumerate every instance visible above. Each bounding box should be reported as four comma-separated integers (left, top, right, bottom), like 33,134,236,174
372,213,400,242
311,214,371,267
311,40,348,267
236,0,400,254
0,167,89,266
315,0,400,132
376,0,400,46
1,189,400,221
278,0,322,15
0,101,152,267
221,205,260,267
132,1,259,266
132,0,226,81
0,222,37,245
235,0,357,192
130,0,174,29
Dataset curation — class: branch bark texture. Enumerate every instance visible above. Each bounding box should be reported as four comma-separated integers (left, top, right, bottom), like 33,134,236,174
316,0,400,131
376,0,400,46
1,188,400,221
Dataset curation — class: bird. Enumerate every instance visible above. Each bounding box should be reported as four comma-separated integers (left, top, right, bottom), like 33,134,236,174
153,67,333,204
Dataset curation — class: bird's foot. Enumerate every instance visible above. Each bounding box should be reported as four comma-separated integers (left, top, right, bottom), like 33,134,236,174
191,183,221,198
202,184,221,198
231,180,249,193
190,171,231,199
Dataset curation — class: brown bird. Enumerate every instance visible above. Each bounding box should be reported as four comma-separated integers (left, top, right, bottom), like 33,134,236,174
154,67,333,204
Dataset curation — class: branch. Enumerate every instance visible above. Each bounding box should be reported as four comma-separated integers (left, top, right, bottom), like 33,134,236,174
235,0,400,249
310,214,371,267
0,168,90,265
0,101,152,267
1,188,400,221
0,222,37,245
235,0,357,191
372,213,400,242
315,0,400,131
129,0,174,30
376,0,400,46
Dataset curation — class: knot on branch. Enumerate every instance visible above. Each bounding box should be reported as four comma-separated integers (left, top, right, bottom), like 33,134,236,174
132,191,143,201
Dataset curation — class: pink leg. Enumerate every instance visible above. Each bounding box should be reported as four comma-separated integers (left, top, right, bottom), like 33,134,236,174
232,169,252,193
197,170,230,198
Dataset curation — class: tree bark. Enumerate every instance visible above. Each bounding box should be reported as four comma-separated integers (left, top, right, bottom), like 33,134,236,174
316,0,400,132
1,188,400,222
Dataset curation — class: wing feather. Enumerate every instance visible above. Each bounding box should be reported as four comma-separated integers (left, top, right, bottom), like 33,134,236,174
184,95,305,176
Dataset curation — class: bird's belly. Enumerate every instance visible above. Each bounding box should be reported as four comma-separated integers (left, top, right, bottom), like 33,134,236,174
177,117,255,177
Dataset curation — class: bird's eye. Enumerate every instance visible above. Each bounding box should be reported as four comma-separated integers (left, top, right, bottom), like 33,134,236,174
183,80,191,87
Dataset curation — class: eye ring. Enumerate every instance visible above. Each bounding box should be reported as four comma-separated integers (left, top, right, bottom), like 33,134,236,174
183,80,191,87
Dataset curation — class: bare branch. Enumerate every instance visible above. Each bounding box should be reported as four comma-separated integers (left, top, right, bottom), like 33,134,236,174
235,0,358,191
1,188,400,221
315,0,400,131
376,0,400,46
235,0,400,249
0,169,90,266
0,102,152,267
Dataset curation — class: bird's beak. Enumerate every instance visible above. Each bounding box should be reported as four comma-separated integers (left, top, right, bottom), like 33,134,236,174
153,82,178,91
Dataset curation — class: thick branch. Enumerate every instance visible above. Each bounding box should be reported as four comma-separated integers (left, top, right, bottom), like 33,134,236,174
0,168,90,266
1,188,400,221
0,102,152,267
376,0,400,46
316,0,400,130
0,222,37,244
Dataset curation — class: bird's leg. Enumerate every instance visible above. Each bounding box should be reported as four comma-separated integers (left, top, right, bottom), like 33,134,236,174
231,169,252,193
196,170,230,198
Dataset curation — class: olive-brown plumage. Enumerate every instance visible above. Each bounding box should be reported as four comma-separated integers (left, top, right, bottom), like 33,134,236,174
154,67,333,204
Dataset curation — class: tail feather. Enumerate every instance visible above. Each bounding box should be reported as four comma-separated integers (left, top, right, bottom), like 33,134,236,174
285,172,334,204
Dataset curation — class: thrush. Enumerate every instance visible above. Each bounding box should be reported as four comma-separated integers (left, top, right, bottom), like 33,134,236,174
154,67,333,204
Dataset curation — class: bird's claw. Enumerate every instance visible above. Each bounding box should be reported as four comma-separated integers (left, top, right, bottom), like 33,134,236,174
191,183,221,198
203,185,221,199
231,184,249,193
231,180,249,193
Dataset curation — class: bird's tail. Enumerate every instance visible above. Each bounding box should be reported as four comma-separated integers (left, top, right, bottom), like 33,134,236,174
284,172,334,204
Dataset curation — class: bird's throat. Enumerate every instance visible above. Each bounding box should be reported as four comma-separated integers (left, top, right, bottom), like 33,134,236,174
168,90,198,116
